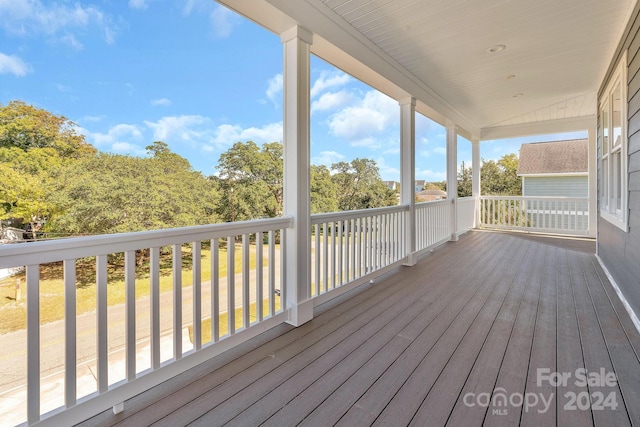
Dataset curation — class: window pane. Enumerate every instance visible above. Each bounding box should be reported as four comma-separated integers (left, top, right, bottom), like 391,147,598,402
601,103,609,155
612,82,622,148
602,159,608,209
614,151,622,211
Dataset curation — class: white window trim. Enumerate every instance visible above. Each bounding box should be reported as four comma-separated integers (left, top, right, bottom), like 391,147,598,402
599,50,629,232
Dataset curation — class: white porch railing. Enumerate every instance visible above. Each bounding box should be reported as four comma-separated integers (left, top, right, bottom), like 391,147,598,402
310,205,409,304
415,199,453,252
0,201,465,426
456,196,476,234
0,217,291,427
479,196,589,236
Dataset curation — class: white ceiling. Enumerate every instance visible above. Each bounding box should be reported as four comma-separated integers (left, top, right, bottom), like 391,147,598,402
219,0,636,139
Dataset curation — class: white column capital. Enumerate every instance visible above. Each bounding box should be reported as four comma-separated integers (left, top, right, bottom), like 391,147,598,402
281,26,313,45
399,96,416,107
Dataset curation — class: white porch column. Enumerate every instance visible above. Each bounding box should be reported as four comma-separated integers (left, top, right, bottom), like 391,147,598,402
446,124,458,241
471,137,481,228
588,124,597,238
400,97,417,266
281,26,313,326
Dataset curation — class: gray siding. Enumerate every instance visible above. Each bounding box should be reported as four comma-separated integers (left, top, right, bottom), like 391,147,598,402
598,3,640,319
522,176,588,197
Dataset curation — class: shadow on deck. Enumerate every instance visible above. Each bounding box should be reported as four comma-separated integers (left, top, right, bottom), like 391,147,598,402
79,230,640,427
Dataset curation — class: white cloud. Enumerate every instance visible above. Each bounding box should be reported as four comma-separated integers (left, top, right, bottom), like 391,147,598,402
266,73,282,106
144,115,210,142
311,71,351,98
183,2,240,38
212,122,283,146
112,141,146,155
311,90,353,114
0,0,120,46
415,168,446,181
79,123,144,154
82,115,105,123
128,0,154,10
327,90,398,148
311,150,345,167
374,156,400,181
0,52,31,76
151,97,172,107
433,146,447,155
210,5,238,38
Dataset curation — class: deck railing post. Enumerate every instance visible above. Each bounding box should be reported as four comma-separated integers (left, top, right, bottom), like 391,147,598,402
472,137,481,228
446,124,459,241
400,96,417,265
282,25,313,326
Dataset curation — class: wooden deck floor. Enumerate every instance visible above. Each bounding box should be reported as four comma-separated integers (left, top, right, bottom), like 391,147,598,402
79,230,640,427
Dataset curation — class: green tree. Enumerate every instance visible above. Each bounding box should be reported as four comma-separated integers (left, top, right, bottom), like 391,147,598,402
215,141,283,222
48,148,219,235
310,165,338,213
457,161,472,197
330,158,397,211
481,153,521,195
0,147,65,238
0,100,96,158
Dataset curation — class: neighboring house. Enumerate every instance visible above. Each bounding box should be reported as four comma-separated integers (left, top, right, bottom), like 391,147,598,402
517,139,588,197
516,139,589,231
416,189,447,202
383,180,399,191
414,180,426,193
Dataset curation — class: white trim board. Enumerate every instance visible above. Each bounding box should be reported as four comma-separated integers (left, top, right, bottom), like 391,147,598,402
596,255,640,335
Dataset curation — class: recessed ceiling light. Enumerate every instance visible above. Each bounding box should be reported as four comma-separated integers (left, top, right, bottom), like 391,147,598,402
486,44,506,53
513,92,524,98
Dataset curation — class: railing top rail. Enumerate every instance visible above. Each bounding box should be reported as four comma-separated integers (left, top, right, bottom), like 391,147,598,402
415,199,454,208
479,195,589,201
0,216,293,268
311,204,409,224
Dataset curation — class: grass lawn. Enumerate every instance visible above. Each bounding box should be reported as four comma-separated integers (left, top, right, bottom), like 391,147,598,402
0,243,278,334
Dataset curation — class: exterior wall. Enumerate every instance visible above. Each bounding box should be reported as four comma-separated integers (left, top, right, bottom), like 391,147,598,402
598,3,640,318
522,175,588,197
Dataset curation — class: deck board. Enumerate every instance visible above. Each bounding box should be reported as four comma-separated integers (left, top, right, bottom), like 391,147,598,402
77,230,640,427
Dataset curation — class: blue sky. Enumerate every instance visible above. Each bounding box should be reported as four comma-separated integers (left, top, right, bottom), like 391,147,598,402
0,0,586,182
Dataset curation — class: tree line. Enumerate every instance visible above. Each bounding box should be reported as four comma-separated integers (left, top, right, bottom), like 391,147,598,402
0,101,396,239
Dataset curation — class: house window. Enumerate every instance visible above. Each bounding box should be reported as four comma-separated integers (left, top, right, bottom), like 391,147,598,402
599,51,628,230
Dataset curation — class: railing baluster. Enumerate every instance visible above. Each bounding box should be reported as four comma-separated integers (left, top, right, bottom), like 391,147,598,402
344,220,350,282
64,259,77,408
323,222,328,294
96,255,108,392
349,219,357,280
150,247,160,367
193,241,202,350
212,238,220,342
172,245,182,359
125,250,136,378
242,234,250,329
338,220,343,286
268,231,275,316
26,265,40,424
227,236,235,335
314,224,320,297
280,228,286,310
331,222,336,290
256,231,263,322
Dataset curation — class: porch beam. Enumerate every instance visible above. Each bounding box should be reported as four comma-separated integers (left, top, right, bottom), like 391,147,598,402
480,116,596,140
400,97,417,266
446,124,458,241
281,25,313,326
